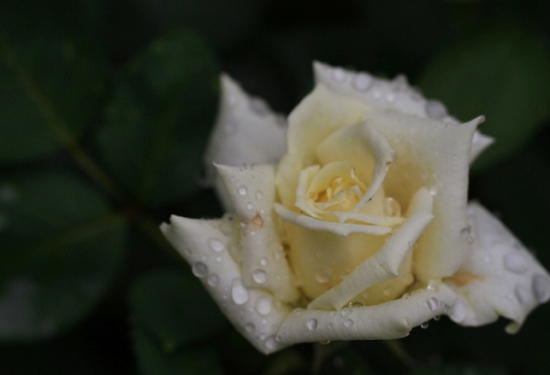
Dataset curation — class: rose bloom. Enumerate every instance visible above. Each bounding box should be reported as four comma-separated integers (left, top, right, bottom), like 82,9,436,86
161,62,550,354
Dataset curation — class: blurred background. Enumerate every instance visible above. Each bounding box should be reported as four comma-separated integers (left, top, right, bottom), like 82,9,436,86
1,0,550,374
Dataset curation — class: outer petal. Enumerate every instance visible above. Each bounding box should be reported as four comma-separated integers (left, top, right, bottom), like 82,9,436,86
444,202,550,332
160,215,292,354
204,75,287,211
366,112,483,283
313,61,493,164
308,188,434,310
276,84,373,209
276,284,458,345
215,164,299,302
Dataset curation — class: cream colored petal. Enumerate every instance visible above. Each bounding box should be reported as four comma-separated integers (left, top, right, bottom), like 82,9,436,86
215,164,299,303
313,61,492,164
274,203,392,237
314,121,396,212
160,216,291,354
445,202,550,333
276,284,458,345
365,111,483,283
294,164,322,219
275,84,373,209
308,188,434,310
204,75,287,211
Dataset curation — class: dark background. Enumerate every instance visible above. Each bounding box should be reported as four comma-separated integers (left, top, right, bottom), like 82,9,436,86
1,0,550,374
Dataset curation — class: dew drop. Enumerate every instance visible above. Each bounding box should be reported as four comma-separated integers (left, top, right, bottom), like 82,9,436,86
231,279,249,305
353,73,373,91
385,93,395,103
420,321,429,329
331,68,346,82
238,186,248,196
255,191,263,200
307,318,318,330
344,319,354,328
265,337,277,350
250,98,269,115
259,333,267,341
244,323,255,333
449,299,468,323
425,100,446,120
427,297,438,311
256,298,272,316
315,267,333,284
503,252,529,274
252,269,267,284
434,315,441,321
532,274,550,303
260,257,268,266
216,256,222,262
341,308,352,318
207,274,219,287
192,262,208,278
515,284,530,306
208,238,225,252
246,202,254,210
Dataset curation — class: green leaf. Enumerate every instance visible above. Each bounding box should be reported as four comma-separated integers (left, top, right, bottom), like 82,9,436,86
0,172,127,342
129,270,226,350
0,2,108,161
133,329,223,375
97,29,219,206
418,26,550,170
407,363,499,375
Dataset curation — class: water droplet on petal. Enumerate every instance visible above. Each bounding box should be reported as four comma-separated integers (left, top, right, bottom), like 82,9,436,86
208,238,225,252
252,269,267,284
231,279,249,305
260,257,268,266
353,73,373,91
344,319,354,328
223,120,237,134
256,298,272,316
264,337,277,350
504,252,529,274
245,323,255,333
434,315,441,321
421,321,429,329
327,323,333,329
246,202,254,210
250,98,269,115
192,262,208,277
307,318,318,330
426,100,447,119
238,186,248,196
207,274,219,287
255,191,263,200
341,308,352,318
532,274,550,302
450,299,468,323
315,267,333,284
332,68,346,82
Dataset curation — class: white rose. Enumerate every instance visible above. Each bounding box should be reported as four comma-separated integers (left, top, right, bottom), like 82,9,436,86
161,62,550,354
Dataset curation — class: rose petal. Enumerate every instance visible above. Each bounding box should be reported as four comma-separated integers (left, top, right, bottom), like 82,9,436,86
365,111,483,283
444,202,550,333
313,61,493,164
160,215,292,354
276,284,458,344
204,75,287,211
215,164,300,303
308,188,434,310
276,84,373,209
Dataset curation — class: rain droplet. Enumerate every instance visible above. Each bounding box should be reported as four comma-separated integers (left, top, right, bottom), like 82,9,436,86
259,333,267,340
256,298,272,316
238,186,248,196
244,323,255,333
231,279,249,305
208,238,225,252
420,321,429,329
353,73,373,91
331,67,346,82
192,262,208,278
450,299,468,323
207,274,219,287
408,241,414,247
515,284,530,306
427,297,438,311
265,337,277,350
425,100,447,120
216,256,222,262
315,267,333,284
307,318,318,330
385,93,395,103
255,191,263,200
344,319,354,328
341,308,352,318
252,269,267,284
246,202,254,210
260,257,268,266
532,274,550,303
250,98,269,115
434,315,441,321
503,252,529,274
